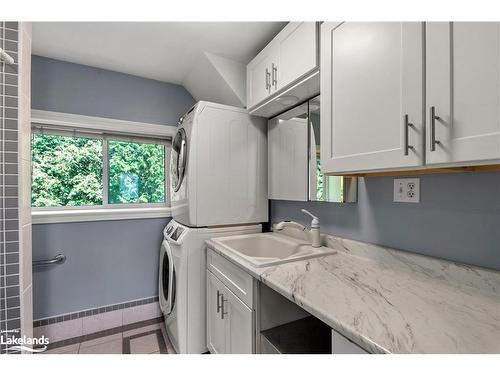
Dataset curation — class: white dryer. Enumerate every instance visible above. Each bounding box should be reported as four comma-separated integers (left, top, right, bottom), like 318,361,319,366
159,219,261,353
170,101,268,227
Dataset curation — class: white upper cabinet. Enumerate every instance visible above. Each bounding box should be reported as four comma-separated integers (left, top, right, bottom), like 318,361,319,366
276,22,318,90
247,44,278,109
321,21,500,175
426,22,500,166
268,116,308,201
321,22,424,174
247,22,318,112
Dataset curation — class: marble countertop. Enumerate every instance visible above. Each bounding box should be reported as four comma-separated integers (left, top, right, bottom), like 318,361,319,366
206,231,500,354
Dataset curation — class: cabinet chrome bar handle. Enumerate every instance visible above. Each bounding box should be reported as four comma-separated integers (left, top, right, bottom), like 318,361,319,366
430,106,441,152
404,114,414,156
271,63,277,87
33,254,66,268
265,68,271,91
216,290,222,313
220,295,228,319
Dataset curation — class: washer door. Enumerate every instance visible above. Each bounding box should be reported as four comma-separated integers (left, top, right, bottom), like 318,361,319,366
171,128,187,193
159,240,175,315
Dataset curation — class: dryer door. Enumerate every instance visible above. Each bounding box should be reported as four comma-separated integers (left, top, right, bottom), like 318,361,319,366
159,240,175,315
171,128,187,193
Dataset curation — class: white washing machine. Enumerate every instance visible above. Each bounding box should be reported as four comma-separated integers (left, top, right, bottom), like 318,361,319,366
170,101,268,227
159,219,261,354
163,101,267,353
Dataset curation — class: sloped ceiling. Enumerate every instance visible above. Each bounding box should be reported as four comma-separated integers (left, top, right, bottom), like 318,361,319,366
183,52,247,107
32,22,287,107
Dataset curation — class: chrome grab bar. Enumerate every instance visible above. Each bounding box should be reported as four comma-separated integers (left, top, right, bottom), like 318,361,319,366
33,254,66,268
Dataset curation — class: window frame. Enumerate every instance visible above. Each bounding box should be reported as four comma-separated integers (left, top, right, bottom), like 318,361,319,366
30,110,177,224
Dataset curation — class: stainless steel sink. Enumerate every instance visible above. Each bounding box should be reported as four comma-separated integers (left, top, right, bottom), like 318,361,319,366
211,232,337,267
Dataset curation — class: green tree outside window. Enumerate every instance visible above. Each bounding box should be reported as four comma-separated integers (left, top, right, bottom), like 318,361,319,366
31,133,166,208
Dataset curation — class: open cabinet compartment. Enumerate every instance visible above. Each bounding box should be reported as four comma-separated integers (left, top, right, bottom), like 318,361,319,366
260,316,332,354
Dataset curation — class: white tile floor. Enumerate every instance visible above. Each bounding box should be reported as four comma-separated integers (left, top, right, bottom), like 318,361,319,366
41,323,176,354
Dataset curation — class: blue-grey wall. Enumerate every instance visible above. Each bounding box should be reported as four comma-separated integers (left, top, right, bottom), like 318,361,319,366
31,56,195,319
33,218,170,318
271,171,500,271
31,55,194,125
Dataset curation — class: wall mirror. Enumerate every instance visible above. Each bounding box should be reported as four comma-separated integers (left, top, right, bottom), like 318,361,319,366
268,95,357,203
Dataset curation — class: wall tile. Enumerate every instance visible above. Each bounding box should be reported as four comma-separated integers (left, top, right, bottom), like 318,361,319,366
5,28,18,42
21,224,32,290
19,97,31,162
21,285,33,341
19,159,31,226
34,318,83,343
5,22,18,30
122,302,162,325
82,310,123,335
1,20,33,353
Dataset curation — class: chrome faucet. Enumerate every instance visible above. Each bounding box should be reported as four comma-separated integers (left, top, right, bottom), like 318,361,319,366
275,209,321,248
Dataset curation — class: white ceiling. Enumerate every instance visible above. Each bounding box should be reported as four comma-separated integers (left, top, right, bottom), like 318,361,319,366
32,22,287,85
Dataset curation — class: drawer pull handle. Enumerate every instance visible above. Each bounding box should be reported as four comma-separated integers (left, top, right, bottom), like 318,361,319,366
271,63,277,87
220,294,228,319
216,290,222,313
404,114,414,156
430,106,441,152
265,68,271,91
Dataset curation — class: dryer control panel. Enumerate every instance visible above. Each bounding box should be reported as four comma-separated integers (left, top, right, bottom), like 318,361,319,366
163,220,188,244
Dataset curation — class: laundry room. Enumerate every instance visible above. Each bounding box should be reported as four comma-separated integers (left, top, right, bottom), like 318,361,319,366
1,1,500,374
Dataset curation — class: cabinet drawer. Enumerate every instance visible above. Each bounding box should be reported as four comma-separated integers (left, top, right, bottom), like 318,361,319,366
207,248,253,307
331,330,369,354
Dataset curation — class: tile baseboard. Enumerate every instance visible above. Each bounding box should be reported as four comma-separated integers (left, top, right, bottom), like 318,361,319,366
33,297,162,345
44,317,164,351
34,296,159,327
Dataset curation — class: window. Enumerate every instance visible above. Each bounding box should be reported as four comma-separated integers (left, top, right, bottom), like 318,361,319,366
107,139,165,205
31,133,104,207
315,157,344,202
31,130,169,209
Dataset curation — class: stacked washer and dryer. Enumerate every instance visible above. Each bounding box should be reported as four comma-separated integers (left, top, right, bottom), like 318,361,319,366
159,101,267,353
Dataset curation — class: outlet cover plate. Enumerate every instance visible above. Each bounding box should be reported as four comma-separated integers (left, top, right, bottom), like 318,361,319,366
393,178,420,203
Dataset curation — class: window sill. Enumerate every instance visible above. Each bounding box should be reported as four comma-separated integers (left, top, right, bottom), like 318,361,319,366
32,206,172,224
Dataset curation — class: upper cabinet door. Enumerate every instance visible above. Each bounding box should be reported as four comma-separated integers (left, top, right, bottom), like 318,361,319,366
321,22,424,174
426,22,500,166
246,23,318,112
246,45,275,108
276,22,318,90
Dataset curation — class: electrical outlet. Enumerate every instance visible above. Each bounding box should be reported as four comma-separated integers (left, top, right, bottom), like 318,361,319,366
393,178,420,203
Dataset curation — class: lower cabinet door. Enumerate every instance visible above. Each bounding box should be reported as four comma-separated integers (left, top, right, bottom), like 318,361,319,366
207,271,226,354
224,285,254,354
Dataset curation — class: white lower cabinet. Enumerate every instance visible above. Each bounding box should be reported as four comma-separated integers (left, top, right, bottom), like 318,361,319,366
225,285,253,354
207,271,228,354
206,249,254,354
